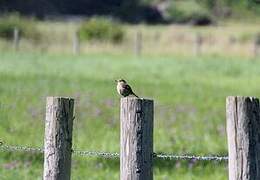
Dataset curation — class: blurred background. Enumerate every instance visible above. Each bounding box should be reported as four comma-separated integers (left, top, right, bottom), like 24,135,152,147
0,0,260,179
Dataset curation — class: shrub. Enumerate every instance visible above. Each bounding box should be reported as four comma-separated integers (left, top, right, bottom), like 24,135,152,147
78,17,124,43
166,1,213,25
0,14,40,40
237,33,253,43
189,12,213,26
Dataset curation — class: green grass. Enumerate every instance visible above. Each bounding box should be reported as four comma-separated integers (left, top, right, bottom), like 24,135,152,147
1,51,260,179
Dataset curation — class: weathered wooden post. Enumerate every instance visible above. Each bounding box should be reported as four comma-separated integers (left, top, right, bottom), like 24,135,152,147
72,30,80,55
253,33,260,58
13,27,19,51
134,31,142,57
120,97,154,180
194,33,202,56
226,96,260,180
43,97,75,180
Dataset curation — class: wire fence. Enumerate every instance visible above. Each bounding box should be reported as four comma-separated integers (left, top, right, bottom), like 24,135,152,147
0,141,228,162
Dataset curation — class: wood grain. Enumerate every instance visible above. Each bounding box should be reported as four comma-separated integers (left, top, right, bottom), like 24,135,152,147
43,97,74,180
226,96,260,180
120,97,153,180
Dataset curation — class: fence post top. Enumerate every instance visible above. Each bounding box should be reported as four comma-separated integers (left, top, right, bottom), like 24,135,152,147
46,96,75,101
226,96,258,101
120,97,153,102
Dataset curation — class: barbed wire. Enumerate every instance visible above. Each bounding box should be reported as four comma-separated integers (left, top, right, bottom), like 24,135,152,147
0,142,43,153
154,153,228,161
73,150,119,159
0,142,228,161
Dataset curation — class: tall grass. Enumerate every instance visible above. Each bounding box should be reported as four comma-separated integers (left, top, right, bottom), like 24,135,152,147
0,21,260,57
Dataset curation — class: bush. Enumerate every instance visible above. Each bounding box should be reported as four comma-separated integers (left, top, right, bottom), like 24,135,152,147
0,14,40,40
78,17,124,43
189,12,213,26
166,1,213,25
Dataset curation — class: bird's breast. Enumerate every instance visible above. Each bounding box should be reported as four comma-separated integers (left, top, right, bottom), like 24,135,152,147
116,84,121,94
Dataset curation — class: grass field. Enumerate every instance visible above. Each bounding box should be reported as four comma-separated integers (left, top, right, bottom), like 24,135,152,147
1,48,260,179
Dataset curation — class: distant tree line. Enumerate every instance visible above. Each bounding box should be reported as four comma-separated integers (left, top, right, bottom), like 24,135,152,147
0,0,259,23
196,0,260,17
0,0,163,23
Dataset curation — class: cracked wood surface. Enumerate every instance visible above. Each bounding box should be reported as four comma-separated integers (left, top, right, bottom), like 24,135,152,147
226,96,260,180
43,97,74,180
120,97,153,180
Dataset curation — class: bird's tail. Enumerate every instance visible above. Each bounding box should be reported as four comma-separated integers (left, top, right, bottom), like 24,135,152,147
132,92,139,98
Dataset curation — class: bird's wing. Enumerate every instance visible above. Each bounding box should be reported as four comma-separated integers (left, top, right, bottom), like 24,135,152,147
122,84,133,92
122,83,139,98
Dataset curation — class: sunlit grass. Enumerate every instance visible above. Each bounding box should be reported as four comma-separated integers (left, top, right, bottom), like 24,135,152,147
0,50,260,178
1,21,260,57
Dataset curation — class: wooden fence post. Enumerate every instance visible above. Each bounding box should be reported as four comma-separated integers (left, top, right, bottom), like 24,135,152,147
43,97,75,180
120,97,154,180
226,96,260,180
253,34,260,58
13,27,19,51
72,30,80,55
134,31,142,57
194,33,202,56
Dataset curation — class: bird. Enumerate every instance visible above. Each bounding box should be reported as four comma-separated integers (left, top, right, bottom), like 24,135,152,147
115,79,139,98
